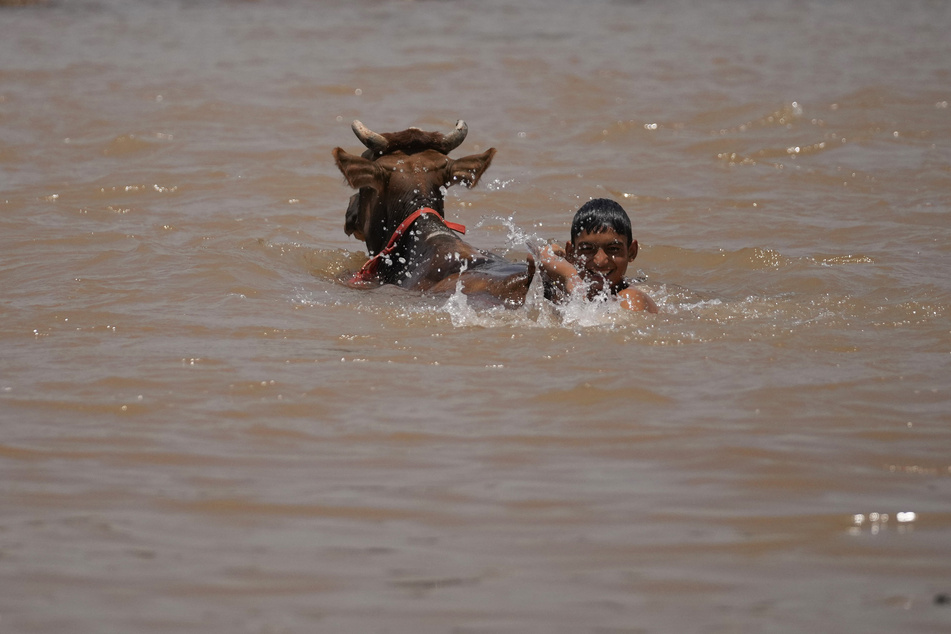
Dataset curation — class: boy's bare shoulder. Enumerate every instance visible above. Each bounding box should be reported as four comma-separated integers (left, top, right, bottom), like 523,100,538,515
618,286,659,313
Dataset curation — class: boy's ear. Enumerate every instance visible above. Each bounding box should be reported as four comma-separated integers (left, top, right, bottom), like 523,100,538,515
628,239,639,262
448,148,496,188
564,240,575,261
333,147,383,191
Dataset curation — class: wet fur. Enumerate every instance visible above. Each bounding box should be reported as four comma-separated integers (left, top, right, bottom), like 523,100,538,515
333,125,532,306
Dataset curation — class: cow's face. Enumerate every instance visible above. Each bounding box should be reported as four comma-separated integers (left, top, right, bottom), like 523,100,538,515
333,121,495,255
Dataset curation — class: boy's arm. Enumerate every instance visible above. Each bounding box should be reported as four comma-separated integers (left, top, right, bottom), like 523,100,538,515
532,242,658,313
534,243,584,300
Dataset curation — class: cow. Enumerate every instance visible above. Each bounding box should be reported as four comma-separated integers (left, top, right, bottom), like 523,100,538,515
332,120,533,306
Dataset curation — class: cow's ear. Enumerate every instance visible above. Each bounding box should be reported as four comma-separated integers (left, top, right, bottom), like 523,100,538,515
448,148,496,188
333,148,383,191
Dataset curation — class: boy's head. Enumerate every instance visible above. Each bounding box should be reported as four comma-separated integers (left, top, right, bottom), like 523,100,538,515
570,198,633,245
566,198,639,295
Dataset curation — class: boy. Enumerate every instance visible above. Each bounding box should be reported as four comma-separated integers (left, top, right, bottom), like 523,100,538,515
535,198,658,313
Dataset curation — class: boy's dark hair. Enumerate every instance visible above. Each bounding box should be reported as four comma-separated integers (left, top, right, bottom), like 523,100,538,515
570,198,633,245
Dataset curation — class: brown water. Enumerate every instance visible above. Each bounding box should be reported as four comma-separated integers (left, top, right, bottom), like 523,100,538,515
2,0,950,632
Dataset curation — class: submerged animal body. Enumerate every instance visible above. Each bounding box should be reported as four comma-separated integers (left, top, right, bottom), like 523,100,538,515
333,120,532,305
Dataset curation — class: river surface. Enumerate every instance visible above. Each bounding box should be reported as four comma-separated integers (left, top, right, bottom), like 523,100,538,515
2,0,950,632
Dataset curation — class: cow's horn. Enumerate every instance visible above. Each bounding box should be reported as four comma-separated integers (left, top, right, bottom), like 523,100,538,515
443,120,468,151
352,120,388,153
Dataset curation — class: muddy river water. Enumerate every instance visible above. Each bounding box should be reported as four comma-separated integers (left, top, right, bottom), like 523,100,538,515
2,0,950,632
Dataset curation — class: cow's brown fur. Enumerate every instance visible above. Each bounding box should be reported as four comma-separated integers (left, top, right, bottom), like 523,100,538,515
333,122,532,306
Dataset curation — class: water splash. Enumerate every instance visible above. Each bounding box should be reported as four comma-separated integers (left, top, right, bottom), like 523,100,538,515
486,178,516,191
292,244,882,339
435,263,638,330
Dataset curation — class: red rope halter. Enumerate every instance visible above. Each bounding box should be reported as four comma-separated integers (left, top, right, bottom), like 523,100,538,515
346,207,466,288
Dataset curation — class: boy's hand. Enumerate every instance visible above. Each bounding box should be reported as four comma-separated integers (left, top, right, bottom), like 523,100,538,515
544,241,567,260
532,242,582,296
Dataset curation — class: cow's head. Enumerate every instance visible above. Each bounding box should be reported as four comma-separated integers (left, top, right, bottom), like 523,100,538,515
333,120,496,255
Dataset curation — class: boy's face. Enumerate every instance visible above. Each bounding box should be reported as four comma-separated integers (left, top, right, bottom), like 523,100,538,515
566,229,638,295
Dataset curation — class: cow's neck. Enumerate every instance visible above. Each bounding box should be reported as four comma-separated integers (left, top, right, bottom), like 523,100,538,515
368,196,441,253
375,209,478,287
